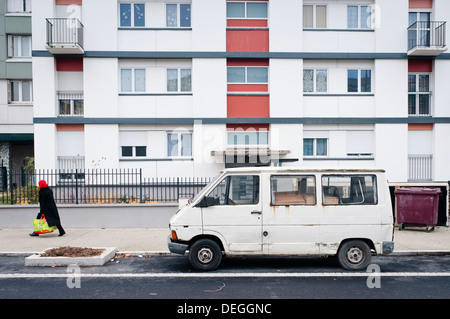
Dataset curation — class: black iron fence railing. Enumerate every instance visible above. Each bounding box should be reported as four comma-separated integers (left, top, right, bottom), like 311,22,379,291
408,21,446,51
0,168,212,205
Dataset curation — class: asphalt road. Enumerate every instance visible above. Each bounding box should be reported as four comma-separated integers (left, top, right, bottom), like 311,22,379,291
1,255,449,302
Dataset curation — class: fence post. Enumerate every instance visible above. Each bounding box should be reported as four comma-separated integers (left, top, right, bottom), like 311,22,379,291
75,169,79,205
9,167,13,205
139,168,143,203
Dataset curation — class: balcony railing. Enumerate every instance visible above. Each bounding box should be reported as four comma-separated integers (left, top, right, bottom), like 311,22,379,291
46,18,84,54
57,156,85,171
408,21,447,56
408,154,432,182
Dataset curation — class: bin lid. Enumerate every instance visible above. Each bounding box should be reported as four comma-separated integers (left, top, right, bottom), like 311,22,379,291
394,187,442,195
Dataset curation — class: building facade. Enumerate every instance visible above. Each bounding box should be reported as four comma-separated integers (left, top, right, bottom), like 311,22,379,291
0,0,34,171
31,0,450,183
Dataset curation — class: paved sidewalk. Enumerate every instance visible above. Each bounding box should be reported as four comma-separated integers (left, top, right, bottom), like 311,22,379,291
0,226,449,256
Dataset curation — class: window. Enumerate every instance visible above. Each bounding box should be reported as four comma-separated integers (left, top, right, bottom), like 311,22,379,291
347,5,372,29
271,175,316,206
322,175,377,205
303,69,327,92
121,146,147,157
120,68,146,92
227,1,267,19
7,35,31,58
408,12,430,49
7,0,31,13
303,138,327,157
167,132,192,157
346,131,373,157
347,69,371,93
408,74,431,116
227,131,268,146
167,69,191,92
120,3,145,27
8,80,32,103
227,67,268,83
59,100,84,117
166,3,191,27
303,5,326,28
205,175,260,206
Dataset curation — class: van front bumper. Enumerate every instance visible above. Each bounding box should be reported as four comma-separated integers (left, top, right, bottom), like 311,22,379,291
382,241,394,254
167,236,188,255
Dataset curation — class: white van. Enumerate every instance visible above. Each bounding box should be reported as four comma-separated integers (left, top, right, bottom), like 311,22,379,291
168,167,394,271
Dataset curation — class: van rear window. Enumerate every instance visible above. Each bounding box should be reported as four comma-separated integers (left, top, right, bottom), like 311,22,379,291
321,175,377,205
271,175,316,206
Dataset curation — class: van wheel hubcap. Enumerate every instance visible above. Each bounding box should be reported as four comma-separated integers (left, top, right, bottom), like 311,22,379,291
347,247,363,264
197,247,213,264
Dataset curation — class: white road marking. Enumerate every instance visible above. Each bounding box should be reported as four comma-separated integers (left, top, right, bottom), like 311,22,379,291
1,272,450,279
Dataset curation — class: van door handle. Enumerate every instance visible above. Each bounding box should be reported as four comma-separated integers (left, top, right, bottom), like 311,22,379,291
251,210,262,215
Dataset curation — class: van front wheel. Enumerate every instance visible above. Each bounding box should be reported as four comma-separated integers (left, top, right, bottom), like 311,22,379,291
337,240,371,270
188,239,222,271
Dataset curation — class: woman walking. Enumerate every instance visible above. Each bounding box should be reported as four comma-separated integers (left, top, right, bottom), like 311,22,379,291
30,180,66,237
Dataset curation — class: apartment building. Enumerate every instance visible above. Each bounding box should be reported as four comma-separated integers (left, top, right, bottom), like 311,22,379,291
31,0,450,183
0,0,34,171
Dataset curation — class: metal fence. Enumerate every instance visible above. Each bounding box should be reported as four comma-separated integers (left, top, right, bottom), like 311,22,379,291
0,168,212,205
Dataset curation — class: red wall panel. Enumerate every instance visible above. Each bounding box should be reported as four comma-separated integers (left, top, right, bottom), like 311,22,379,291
408,59,433,72
228,84,268,92
226,30,269,52
227,19,267,28
409,0,433,8
56,58,83,71
56,0,82,5
227,96,270,118
227,124,269,131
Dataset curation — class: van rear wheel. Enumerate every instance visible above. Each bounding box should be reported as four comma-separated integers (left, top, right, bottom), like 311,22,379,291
337,240,371,270
188,239,222,271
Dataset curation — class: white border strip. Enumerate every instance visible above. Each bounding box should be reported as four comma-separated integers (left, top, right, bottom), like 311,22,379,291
1,272,450,279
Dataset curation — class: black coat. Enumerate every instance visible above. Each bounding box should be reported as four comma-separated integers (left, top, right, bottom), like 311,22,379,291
38,187,61,227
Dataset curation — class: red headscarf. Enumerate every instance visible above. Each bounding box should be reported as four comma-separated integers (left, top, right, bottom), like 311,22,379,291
39,180,48,188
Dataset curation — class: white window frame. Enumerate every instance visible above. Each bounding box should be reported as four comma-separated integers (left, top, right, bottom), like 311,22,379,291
346,130,374,157
119,2,146,28
408,73,432,117
166,68,192,92
303,4,327,29
303,69,328,93
120,145,147,158
227,131,269,147
167,132,192,157
166,3,192,28
226,1,268,19
7,35,31,58
347,69,372,93
8,80,32,104
227,66,269,84
6,0,31,13
303,138,328,157
120,68,146,93
347,5,373,29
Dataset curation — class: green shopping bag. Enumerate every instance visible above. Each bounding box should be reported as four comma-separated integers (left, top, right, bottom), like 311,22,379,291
33,215,55,234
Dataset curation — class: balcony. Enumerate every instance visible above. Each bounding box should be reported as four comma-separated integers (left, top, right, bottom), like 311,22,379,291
408,21,447,56
46,18,84,54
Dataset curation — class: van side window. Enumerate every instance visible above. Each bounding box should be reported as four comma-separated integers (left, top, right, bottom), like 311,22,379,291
271,175,316,206
205,175,260,206
321,175,377,205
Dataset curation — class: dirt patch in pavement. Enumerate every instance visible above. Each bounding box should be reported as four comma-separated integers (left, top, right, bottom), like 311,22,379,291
40,246,104,257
